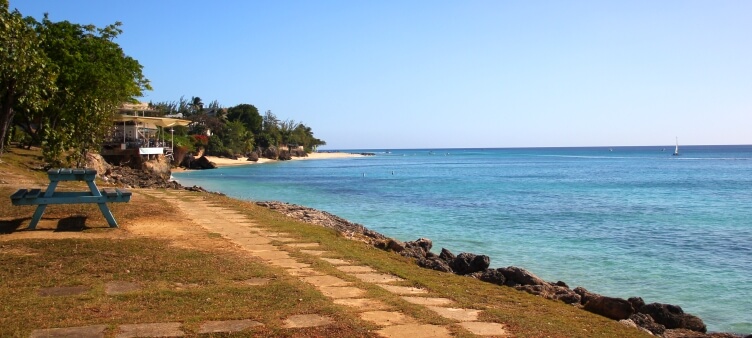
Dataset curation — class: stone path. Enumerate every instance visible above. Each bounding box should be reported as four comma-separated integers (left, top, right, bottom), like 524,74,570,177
30,190,511,337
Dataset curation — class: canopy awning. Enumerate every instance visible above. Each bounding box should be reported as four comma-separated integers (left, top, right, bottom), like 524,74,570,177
113,114,191,128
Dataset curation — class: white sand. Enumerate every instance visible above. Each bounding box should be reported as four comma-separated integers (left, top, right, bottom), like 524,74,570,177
202,152,362,168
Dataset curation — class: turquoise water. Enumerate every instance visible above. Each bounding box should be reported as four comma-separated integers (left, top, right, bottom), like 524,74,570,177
174,146,752,334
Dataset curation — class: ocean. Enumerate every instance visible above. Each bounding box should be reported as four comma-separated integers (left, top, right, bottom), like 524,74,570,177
173,145,752,334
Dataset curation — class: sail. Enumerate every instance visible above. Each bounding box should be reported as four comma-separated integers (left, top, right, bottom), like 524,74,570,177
673,137,679,155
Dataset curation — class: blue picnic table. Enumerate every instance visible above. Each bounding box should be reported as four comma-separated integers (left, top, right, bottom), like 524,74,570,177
9,168,131,229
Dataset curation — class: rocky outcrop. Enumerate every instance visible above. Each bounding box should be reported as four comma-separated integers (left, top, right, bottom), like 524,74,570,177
101,165,181,189
451,252,490,275
263,146,279,160
639,303,707,333
628,313,666,335
255,201,386,243
85,153,112,177
190,155,217,169
583,296,635,320
256,202,723,337
247,152,259,162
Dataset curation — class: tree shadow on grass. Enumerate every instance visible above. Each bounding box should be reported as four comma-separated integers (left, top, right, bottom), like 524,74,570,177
0,219,26,234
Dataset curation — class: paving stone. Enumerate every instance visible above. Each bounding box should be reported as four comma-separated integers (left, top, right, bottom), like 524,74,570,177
426,306,480,321
376,324,452,338
320,257,350,265
285,267,325,276
286,242,320,248
301,275,352,287
30,324,107,338
268,259,311,269
270,237,297,242
401,296,455,306
282,314,333,328
336,265,377,273
376,285,428,295
250,250,291,260
241,244,278,252
38,285,91,297
458,322,510,336
318,286,367,298
352,273,405,284
105,281,142,295
360,311,415,326
299,250,328,256
116,322,184,338
233,237,272,245
333,298,391,310
198,319,264,334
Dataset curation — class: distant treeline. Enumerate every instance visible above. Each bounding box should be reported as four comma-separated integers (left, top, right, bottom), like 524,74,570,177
150,96,326,157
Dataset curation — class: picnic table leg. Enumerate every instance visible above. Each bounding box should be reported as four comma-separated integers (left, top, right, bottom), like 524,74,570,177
28,204,47,229
27,180,59,230
86,180,118,228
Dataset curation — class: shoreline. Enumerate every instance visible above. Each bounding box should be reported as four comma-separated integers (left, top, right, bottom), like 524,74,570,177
172,152,364,172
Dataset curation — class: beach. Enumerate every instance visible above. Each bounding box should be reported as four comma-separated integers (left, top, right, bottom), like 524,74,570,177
202,152,363,167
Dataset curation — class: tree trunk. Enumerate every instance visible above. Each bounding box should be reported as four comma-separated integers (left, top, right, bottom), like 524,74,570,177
0,86,17,155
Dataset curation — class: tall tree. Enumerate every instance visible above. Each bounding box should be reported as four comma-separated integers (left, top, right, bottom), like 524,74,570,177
16,16,150,166
226,103,262,135
0,1,56,155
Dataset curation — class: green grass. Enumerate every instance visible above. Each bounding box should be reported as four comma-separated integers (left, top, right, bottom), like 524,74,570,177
0,238,376,337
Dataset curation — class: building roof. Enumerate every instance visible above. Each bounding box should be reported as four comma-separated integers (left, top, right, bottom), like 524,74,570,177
113,114,191,128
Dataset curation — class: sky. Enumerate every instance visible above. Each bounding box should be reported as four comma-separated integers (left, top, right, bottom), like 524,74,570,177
10,1,752,149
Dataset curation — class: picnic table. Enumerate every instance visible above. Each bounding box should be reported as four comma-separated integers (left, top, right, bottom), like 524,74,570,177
9,168,131,229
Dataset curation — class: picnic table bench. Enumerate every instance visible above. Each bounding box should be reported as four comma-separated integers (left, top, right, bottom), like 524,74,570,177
9,168,131,229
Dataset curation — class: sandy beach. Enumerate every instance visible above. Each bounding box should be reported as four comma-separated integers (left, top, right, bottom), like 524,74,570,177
203,151,363,168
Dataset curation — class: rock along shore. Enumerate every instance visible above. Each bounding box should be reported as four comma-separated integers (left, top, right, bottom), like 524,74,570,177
255,201,749,338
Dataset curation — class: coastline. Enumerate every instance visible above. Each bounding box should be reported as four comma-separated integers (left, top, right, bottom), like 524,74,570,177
172,152,364,172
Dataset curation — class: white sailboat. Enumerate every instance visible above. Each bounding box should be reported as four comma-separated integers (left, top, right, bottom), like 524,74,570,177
672,137,679,156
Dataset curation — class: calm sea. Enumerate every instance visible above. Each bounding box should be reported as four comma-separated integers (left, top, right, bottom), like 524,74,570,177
174,145,752,334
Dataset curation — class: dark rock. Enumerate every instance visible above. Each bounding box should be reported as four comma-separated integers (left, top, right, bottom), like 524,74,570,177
476,268,506,286
583,296,635,320
555,281,569,288
439,248,456,263
640,303,707,333
499,266,548,287
247,152,259,162
628,297,645,312
451,253,491,275
278,150,292,161
191,155,217,169
400,238,433,260
263,146,279,160
417,257,453,273
574,286,600,305
629,313,665,335
553,286,581,304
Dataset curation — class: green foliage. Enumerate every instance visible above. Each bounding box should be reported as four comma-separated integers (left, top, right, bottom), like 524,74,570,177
206,134,228,156
6,12,150,166
227,103,262,135
0,1,57,155
219,120,251,154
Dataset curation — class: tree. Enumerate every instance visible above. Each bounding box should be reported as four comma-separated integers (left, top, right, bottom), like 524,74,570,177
0,1,56,155
14,16,150,166
226,103,262,135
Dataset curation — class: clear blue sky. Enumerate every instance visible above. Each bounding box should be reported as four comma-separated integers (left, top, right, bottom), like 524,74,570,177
10,1,752,149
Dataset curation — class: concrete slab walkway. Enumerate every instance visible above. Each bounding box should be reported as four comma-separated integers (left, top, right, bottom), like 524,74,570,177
30,190,511,337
